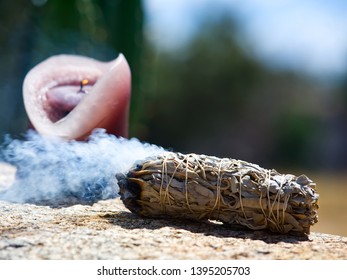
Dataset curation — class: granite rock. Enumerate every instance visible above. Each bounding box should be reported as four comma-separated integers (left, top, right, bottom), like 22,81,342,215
0,198,346,260
1,162,346,260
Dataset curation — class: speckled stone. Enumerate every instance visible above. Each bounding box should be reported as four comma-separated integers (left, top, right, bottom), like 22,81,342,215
0,162,346,260
0,198,346,260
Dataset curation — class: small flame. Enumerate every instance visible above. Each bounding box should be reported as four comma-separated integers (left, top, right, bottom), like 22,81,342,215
0,129,165,206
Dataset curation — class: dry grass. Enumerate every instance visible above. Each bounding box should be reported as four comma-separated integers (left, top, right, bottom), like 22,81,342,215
307,172,347,237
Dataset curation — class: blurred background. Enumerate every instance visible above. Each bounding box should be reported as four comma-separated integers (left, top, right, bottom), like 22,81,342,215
0,0,346,236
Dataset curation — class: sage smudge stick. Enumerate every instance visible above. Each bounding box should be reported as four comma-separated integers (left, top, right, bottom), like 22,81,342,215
118,152,319,234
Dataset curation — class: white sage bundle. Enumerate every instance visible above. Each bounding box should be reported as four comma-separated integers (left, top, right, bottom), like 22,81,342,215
118,152,319,234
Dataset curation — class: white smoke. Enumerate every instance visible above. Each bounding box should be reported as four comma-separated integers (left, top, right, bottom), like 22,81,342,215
0,129,166,206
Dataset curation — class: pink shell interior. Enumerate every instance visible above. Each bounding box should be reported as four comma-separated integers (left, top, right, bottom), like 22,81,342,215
23,54,131,140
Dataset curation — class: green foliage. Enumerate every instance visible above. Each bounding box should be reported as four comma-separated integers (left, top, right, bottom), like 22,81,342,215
139,16,323,168
0,2,342,169
0,0,143,139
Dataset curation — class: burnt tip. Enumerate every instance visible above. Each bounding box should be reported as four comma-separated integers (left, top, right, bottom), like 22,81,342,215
116,172,142,214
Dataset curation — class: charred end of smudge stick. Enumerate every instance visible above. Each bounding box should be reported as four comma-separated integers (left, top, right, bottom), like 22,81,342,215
117,152,319,235
117,171,142,214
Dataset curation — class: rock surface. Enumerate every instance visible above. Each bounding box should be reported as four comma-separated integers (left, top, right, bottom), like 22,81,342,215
1,162,346,260
1,198,346,260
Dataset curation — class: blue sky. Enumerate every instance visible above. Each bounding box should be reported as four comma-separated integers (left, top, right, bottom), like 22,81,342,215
144,0,347,81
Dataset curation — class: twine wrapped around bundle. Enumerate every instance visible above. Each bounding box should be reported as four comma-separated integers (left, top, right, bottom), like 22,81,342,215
118,152,319,234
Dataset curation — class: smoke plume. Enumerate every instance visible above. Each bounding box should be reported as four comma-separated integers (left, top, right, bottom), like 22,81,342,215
0,129,165,206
